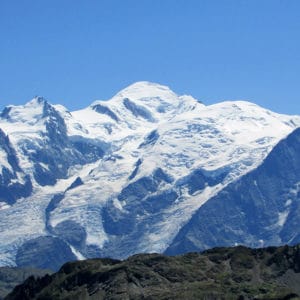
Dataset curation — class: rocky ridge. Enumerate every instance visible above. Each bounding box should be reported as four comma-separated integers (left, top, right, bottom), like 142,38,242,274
6,244,300,300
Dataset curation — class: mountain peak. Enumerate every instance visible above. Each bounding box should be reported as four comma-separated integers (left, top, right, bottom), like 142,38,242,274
29,96,47,105
0,96,52,124
21,96,49,110
113,81,178,101
105,81,203,118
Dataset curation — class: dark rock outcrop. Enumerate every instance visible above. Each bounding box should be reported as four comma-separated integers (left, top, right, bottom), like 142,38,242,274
15,236,76,271
123,98,155,122
0,129,32,205
0,267,50,300
92,104,120,122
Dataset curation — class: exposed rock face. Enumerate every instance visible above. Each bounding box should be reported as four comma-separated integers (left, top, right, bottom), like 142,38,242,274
0,129,32,205
53,220,87,250
6,244,300,300
166,127,300,255
15,236,76,271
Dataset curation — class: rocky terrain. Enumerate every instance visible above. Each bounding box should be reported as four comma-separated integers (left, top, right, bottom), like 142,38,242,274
6,244,300,300
0,267,50,299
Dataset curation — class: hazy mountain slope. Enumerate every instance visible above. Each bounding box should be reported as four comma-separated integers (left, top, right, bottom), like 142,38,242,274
0,267,50,300
166,127,300,254
6,244,300,300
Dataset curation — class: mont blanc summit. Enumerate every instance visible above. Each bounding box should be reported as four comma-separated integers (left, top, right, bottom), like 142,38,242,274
0,82,299,270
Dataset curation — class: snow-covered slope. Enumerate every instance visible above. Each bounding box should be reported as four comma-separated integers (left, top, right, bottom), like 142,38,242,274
166,127,300,254
0,81,299,269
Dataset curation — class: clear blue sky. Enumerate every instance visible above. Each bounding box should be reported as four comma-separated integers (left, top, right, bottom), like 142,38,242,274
0,0,300,114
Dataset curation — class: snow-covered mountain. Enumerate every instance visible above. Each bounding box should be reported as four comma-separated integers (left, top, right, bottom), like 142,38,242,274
0,81,299,270
166,127,300,255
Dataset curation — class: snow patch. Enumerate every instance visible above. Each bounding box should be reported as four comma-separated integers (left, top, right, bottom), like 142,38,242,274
277,210,289,227
70,245,86,260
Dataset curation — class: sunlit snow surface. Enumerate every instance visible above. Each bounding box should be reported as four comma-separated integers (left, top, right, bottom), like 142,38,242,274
0,81,300,264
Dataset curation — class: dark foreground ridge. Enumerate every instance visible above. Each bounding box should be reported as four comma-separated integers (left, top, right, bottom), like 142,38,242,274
0,267,50,299
6,244,300,300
